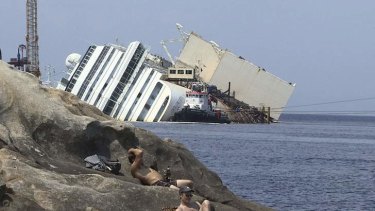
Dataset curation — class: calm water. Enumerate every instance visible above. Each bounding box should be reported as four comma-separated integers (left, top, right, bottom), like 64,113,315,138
133,114,375,211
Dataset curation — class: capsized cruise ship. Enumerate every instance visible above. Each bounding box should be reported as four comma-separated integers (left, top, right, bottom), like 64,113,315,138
57,41,188,122
57,25,295,123
173,32,296,120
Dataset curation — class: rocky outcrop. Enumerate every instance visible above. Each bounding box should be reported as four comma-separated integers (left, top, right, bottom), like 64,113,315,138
0,61,271,210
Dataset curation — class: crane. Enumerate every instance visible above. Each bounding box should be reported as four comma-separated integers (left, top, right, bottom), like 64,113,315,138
160,23,190,66
26,0,40,77
175,23,189,43
160,38,182,66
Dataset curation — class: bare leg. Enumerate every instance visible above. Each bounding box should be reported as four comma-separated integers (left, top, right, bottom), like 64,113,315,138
168,185,179,190
176,179,193,188
199,200,211,211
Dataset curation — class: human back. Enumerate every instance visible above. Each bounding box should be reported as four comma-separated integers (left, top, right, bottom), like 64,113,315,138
145,168,163,185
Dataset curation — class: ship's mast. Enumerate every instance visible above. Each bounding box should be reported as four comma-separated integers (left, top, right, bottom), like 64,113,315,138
26,0,40,77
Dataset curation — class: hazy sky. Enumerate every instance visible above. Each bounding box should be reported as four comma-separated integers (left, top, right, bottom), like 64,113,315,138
1,0,374,115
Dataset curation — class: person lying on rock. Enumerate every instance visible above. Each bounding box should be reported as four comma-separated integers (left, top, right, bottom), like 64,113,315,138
128,147,193,189
177,186,212,211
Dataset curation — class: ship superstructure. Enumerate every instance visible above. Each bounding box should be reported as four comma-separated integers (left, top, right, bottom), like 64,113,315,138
57,41,187,122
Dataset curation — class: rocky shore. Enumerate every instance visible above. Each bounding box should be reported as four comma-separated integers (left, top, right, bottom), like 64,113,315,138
0,61,272,210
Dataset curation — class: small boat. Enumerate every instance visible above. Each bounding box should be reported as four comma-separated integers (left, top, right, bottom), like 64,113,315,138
172,84,230,124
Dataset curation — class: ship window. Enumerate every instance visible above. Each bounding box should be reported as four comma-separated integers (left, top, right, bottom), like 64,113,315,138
138,82,163,121
154,96,169,122
170,69,176,74
186,70,192,74
178,70,184,74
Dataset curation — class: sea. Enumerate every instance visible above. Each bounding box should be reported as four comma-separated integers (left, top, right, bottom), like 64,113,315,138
132,114,375,211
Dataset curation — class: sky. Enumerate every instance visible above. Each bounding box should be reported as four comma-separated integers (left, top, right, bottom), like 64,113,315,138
1,0,375,116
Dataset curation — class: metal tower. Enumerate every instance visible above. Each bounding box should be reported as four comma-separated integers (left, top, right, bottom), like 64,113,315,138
26,0,40,77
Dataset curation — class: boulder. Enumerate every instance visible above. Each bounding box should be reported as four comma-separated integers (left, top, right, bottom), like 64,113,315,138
0,61,272,210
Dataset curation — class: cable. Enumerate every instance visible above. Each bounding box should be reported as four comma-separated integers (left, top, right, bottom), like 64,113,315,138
272,110,375,113
271,111,375,117
272,97,375,110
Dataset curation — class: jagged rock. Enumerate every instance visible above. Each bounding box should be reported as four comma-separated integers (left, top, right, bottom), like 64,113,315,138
0,61,272,210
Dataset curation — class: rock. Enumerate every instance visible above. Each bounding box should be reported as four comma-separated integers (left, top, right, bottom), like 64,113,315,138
0,61,272,210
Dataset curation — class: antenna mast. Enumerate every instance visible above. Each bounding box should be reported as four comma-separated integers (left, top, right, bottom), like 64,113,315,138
26,0,40,77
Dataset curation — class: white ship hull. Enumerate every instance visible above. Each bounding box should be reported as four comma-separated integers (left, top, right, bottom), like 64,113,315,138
57,41,188,122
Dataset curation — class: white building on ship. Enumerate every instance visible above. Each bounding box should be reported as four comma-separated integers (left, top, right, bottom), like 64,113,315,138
57,41,188,122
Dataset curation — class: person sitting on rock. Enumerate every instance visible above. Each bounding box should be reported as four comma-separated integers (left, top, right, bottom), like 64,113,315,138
177,186,212,211
127,147,193,189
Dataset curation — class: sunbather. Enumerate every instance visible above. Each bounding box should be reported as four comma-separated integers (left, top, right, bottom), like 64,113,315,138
128,147,193,189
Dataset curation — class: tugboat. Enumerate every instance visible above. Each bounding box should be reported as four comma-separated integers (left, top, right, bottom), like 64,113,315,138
172,83,230,123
